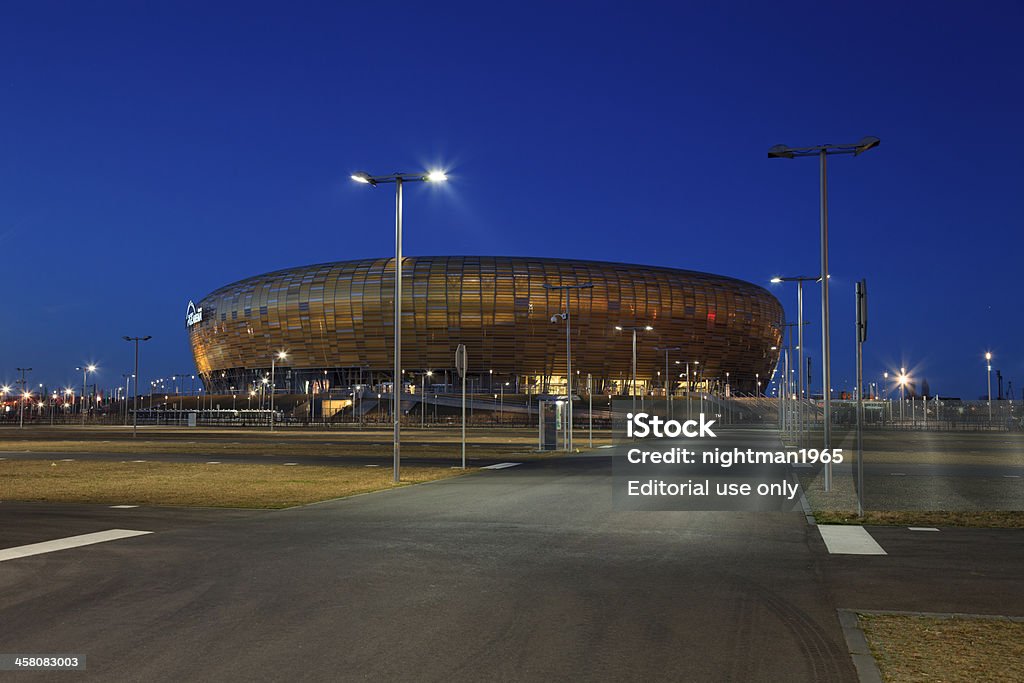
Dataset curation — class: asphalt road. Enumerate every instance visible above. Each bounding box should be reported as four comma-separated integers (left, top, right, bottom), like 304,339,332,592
1,437,1022,681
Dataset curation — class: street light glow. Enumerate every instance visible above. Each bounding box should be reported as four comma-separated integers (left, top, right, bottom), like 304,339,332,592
425,170,448,182
351,171,372,184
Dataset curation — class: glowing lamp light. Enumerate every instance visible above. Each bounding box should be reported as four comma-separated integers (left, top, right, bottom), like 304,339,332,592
425,170,448,182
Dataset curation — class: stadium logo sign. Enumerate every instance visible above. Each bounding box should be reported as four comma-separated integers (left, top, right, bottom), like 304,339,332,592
186,300,203,327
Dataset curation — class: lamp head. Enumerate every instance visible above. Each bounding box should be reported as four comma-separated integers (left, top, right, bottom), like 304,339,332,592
425,170,448,182
351,171,375,186
768,144,795,159
854,136,880,156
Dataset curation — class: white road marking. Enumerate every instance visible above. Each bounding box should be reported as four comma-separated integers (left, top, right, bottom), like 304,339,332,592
110,505,139,509
1003,475,1021,478
818,525,887,555
890,472,906,476
598,445,614,449
908,527,940,532
60,458,75,462
364,464,380,468
0,529,152,563
206,461,221,464
482,462,522,470
131,460,147,463
283,462,298,466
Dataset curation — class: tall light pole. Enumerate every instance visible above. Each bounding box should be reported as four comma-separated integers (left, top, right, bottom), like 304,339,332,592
771,276,817,445
898,368,908,422
985,352,993,423
421,370,432,428
654,347,680,418
615,325,653,414
77,364,97,425
769,135,879,491
352,169,448,483
123,336,151,437
15,368,32,429
545,282,593,452
270,350,287,431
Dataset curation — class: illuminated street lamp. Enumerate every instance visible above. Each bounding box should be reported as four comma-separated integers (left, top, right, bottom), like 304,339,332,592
270,350,287,431
985,352,993,423
77,364,97,425
769,135,879,492
897,368,909,422
615,325,653,413
421,370,433,428
352,168,448,483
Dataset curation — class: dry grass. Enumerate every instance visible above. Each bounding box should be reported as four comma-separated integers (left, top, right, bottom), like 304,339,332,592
814,510,1024,528
0,460,470,508
0,426,592,460
859,613,1024,682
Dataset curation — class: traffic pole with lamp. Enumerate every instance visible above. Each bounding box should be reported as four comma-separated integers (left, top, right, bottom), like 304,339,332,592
77,365,96,425
769,135,880,492
352,169,448,483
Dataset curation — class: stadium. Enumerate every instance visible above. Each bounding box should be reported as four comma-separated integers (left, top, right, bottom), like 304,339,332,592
187,256,784,402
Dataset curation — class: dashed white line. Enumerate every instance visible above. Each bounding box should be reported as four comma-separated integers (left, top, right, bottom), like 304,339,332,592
818,525,887,555
59,458,75,462
364,464,380,468
1003,475,1021,478
131,460,147,463
206,461,221,464
283,462,298,466
908,527,940,532
598,445,615,449
110,505,139,509
482,462,522,470
0,529,152,563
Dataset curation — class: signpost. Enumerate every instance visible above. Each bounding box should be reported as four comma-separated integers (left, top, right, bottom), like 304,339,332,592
855,279,868,517
456,344,467,470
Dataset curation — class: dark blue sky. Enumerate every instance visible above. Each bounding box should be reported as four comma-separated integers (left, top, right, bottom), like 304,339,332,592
3,1,1022,398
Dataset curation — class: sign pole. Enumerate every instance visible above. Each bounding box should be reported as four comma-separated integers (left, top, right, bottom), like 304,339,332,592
456,344,467,470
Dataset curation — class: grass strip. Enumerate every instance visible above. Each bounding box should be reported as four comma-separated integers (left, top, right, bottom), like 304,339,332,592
859,613,1024,682
0,460,470,509
814,510,1024,528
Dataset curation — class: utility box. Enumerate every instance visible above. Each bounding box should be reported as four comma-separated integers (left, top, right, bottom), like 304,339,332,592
537,400,562,451
187,411,197,427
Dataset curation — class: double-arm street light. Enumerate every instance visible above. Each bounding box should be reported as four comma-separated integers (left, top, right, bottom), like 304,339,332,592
770,276,818,445
545,282,593,452
769,135,879,491
123,336,152,437
352,169,448,483
615,325,653,413
270,350,287,431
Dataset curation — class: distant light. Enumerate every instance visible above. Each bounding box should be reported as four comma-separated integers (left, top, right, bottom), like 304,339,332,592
277,350,288,360
770,277,782,284
615,326,623,331
425,170,448,182
985,352,992,361
644,326,653,331
87,364,97,372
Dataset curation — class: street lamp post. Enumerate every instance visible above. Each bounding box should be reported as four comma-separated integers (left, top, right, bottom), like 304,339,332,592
352,169,447,483
771,276,817,446
122,336,151,437
77,365,97,425
421,371,432,428
545,282,593,453
15,368,32,429
655,347,681,419
985,352,993,424
769,135,879,491
270,351,287,431
615,325,653,414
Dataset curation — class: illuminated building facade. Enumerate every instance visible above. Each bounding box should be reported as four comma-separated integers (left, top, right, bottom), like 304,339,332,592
187,256,783,396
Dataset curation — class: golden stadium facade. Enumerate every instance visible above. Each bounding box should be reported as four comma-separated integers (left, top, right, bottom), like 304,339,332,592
187,256,783,395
